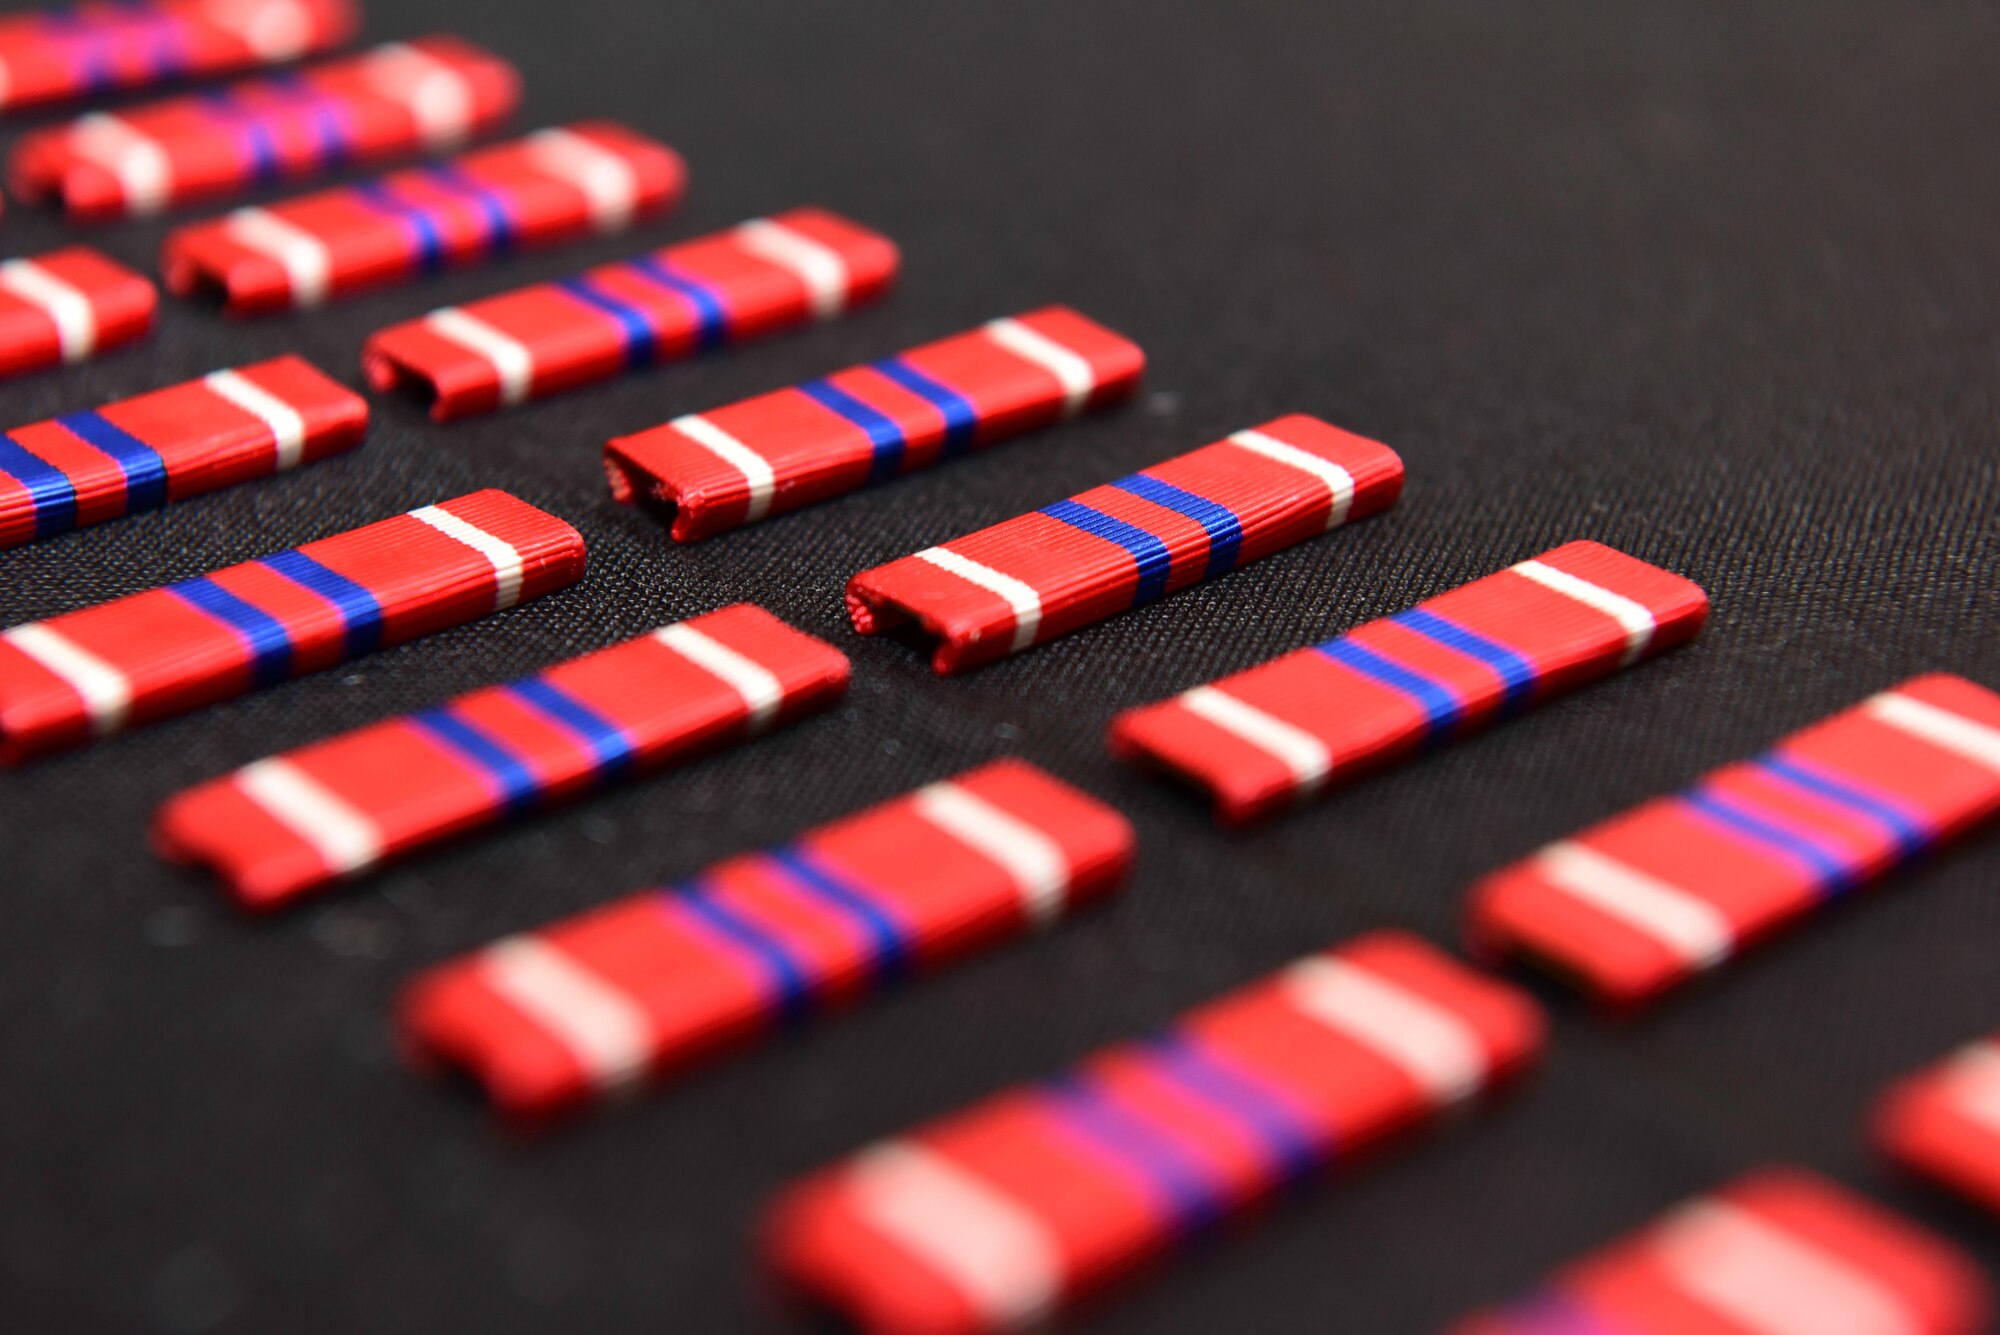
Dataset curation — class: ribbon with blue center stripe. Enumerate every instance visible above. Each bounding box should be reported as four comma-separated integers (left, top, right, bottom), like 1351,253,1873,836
58,411,167,514
260,550,384,656
1141,1034,1322,1189
411,707,541,814
1040,498,1174,605
168,577,296,685
1042,1073,1231,1239
668,881,814,1026
1681,786,1859,896
766,846,913,986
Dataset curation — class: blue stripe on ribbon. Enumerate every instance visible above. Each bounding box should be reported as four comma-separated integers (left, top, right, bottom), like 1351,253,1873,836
767,846,912,985
48,12,114,93
668,881,813,1026
410,708,539,814
1755,754,1932,859
169,577,294,685
869,357,978,454
57,411,167,513
356,181,446,273
625,256,729,351
1390,607,1538,711
1112,473,1244,579
1044,1073,1227,1239
1041,499,1173,606
423,164,515,256
1143,1035,1321,1188
260,549,384,657
130,3,184,81
1316,637,1465,736
198,86,280,183
0,434,77,539
1683,788,1857,896
266,70,352,170
553,274,659,369
504,677,637,780
799,379,908,481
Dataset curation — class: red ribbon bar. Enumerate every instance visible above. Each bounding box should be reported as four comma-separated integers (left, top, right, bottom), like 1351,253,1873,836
10,37,520,221
1110,541,1710,824
1876,1035,2000,1217
0,489,585,764
605,306,1144,541
399,759,1136,1126
364,207,900,420
0,245,156,378
845,414,1402,673
1451,1169,1989,1335
0,0,357,113
156,605,852,911
0,355,365,551
160,122,686,315
1466,673,2000,1009
763,931,1543,1335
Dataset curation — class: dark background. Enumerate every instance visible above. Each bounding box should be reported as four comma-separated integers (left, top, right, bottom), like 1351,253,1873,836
4,2,1998,1330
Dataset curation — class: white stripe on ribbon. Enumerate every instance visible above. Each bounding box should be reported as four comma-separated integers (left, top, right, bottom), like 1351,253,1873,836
409,505,525,610
235,758,381,875
1281,955,1489,1107
982,317,1095,418
365,41,476,150
3,624,132,735
210,0,315,59
425,308,534,407
525,128,639,232
478,937,653,1093
1534,840,1733,969
1226,428,1356,529
671,414,775,521
203,368,308,469
72,112,172,214
1178,685,1332,791
1511,558,1657,665
1654,1200,1925,1335
653,622,783,730
1943,1041,2000,1138
1865,690,2000,775
0,259,98,364
844,1142,1062,1328
735,218,850,319
224,208,333,309
912,780,1071,924
912,547,1042,653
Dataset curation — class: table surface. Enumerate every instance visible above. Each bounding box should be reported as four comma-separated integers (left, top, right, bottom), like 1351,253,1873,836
5,2,1998,1331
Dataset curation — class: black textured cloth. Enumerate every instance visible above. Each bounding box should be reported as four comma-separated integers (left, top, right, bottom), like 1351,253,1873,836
5,3,1998,1331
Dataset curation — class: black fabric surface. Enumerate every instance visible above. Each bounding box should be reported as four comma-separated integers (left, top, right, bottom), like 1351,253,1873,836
5,2,1998,1331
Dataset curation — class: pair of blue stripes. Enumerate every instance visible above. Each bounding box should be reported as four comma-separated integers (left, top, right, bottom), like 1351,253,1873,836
199,73,352,183
408,676,638,815
357,166,516,273
0,413,170,541
798,358,979,483
1315,607,1540,739
167,550,386,687
1040,1034,1322,1241
552,255,731,370
50,5,185,93
662,846,915,1025
1036,473,1246,608
1679,752,1933,898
